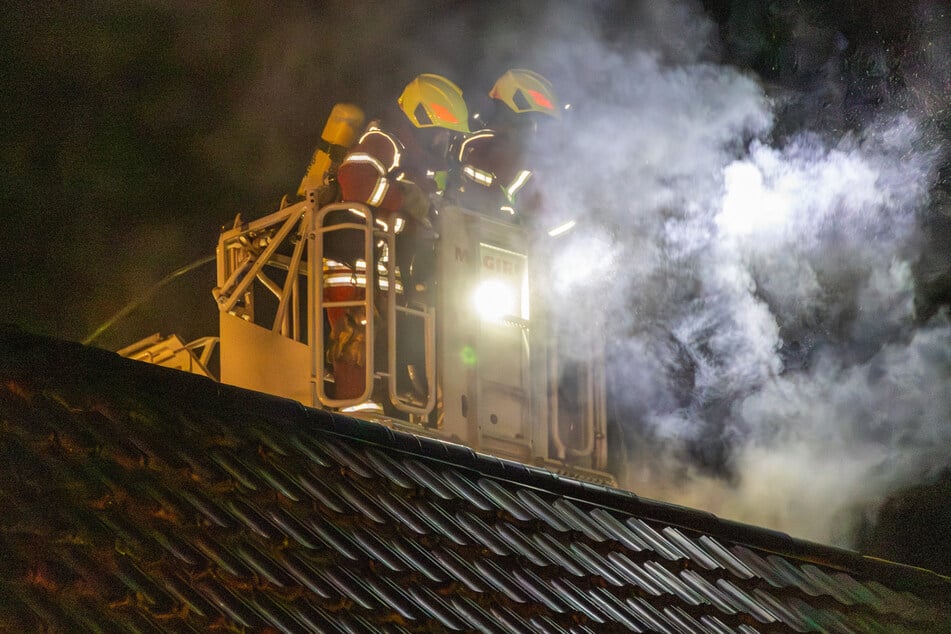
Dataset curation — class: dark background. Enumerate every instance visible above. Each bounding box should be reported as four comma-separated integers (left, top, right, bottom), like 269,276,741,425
2,1,949,573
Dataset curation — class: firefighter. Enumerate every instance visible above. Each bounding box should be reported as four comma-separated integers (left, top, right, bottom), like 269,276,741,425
337,73,470,285
448,69,560,221
327,73,470,401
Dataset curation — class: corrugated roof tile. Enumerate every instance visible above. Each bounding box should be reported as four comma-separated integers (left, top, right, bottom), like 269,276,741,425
196,582,260,628
627,518,686,561
513,568,572,614
549,576,609,623
290,433,335,468
161,571,215,618
590,508,650,552
406,584,468,630
413,499,472,545
529,613,572,634
179,490,234,529
226,498,280,540
298,471,350,514
663,605,710,634
441,469,497,511
193,538,252,579
477,477,534,521
471,558,530,603
401,458,458,500
362,447,417,489
321,565,379,610
253,592,310,632
642,560,705,606
455,510,512,556
149,527,204,568
751,587,813,631
362,575,423,621
715,577,778,623
661,527,722,571
729,545,788,588
697,536,756,580
266,506,321,549
606,551,666,596
321,438,378,480
800,563,856,605
234,542,294,588
333,480,389,524
489,603,537,634
552,498,609,542
304,515,362,561
532,532,588,577
209,449,262,492
516,489,572,532
587,586,649,632
281,553,336,599
373,489,432,535
495,521,550,567
1,331,949,632
700,613,745,634
432,548,490,593
451,595,510,633
568,541,626,586
679,568,738,615
765,553,823,595
349,528,407,572
625,595,678,634
388,535,450,582
252,460,306,502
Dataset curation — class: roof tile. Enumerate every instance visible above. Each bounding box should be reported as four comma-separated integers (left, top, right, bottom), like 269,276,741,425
1,330,949,632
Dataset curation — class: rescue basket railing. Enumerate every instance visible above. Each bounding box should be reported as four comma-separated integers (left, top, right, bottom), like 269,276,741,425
383,222,436,417
215,197,435,418
548,324,608,470
215,200,308,326
310,202,376,409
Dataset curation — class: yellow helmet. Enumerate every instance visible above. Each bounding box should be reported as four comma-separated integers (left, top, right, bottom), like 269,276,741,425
489,69,560,118
398,74,471,134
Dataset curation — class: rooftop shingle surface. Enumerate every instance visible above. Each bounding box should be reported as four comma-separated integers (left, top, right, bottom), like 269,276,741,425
0,329,948,633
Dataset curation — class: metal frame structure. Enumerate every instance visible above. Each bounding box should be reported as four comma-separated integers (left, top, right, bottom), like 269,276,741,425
213,199,436,418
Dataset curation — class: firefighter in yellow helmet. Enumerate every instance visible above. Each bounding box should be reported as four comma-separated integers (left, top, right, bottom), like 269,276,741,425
338,73,469,225
448,69,560,220
329,73,470,400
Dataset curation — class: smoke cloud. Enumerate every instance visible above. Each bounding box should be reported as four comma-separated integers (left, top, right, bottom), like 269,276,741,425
528,2,950,546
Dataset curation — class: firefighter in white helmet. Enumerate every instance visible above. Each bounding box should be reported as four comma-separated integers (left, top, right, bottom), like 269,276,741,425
328,73,470,401
448,69,560,221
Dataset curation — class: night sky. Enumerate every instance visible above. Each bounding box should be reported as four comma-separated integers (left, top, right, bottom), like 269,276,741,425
3,1,950,569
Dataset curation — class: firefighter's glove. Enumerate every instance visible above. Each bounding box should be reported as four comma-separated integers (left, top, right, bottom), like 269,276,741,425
329,309,367,367
398,181,431,223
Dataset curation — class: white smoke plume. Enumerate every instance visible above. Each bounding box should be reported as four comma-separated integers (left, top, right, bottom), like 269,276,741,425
527,1,950,546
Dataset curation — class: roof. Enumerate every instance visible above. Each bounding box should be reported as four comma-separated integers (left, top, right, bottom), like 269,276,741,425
0,328,948,633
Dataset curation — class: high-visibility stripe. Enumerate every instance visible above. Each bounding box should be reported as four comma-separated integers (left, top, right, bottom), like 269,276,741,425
367,178,389,206
463,165,494,186
342,152,387,175
356,129,402,173
455,130,496,162
505,169,532,199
